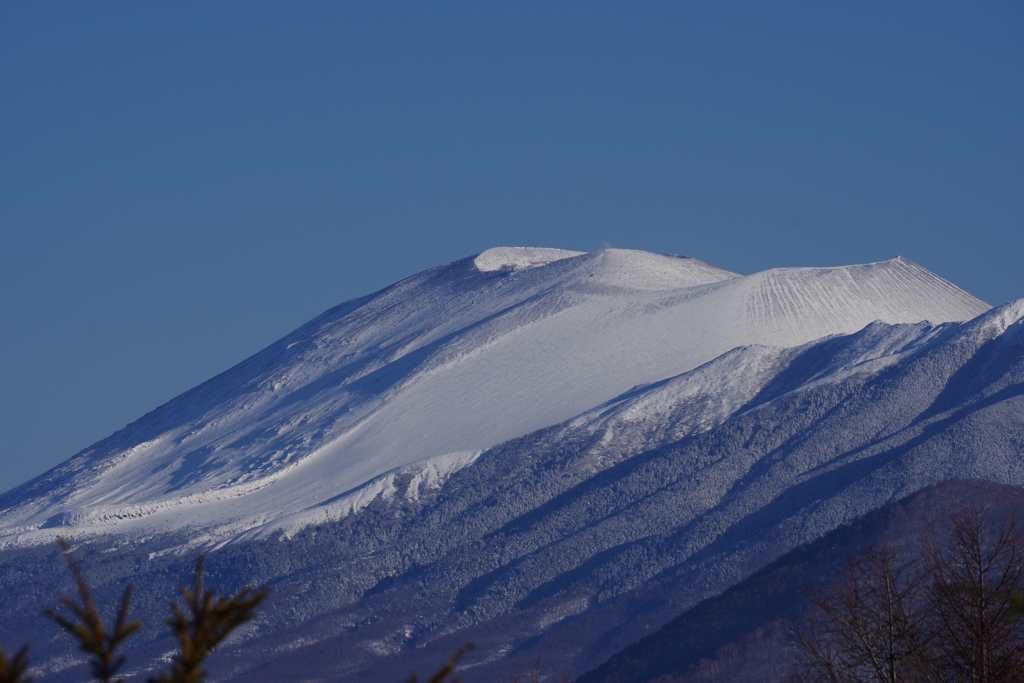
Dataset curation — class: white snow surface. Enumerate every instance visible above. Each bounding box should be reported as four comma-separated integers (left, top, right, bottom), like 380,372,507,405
0,248,992,545
473,247,584,272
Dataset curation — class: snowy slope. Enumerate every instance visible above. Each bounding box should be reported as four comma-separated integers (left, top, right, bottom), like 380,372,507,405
0,250,1017,683
2,297,1011,683
0,248,989,546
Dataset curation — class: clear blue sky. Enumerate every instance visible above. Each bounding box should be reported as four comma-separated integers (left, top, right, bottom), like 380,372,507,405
1,2,1022,493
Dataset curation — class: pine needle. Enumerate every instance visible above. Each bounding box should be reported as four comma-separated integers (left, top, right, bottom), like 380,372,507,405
0,645,32,683
44,538,141,683
148,556,269,683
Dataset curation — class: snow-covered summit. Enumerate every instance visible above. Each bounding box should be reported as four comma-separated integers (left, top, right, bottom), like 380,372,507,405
473,246,584,271
473,247,740,290
0,248,991,546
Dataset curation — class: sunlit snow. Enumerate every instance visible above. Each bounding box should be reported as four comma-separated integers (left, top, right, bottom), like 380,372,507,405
0,248,991,545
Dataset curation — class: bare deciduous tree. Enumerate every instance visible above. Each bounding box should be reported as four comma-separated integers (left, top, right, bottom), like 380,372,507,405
923,509,1024,683
787,544,926,683
788,509,1024,683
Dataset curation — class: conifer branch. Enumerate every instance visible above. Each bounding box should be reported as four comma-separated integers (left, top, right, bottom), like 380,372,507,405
44,538,141,683
0,645,32,683
148,556,269,683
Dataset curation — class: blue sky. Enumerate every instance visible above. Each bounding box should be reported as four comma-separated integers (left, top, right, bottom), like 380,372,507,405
1,2,1022,492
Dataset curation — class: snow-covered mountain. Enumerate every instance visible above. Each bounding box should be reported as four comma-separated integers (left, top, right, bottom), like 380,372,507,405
0,247,1020,683
0,248,988,546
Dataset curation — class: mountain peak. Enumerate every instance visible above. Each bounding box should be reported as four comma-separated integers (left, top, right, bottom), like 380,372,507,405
0,248,1018,683
472,246,584,271
0,248,992,547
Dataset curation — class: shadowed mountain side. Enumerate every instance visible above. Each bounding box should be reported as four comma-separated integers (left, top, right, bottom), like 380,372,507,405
576,480,1024,683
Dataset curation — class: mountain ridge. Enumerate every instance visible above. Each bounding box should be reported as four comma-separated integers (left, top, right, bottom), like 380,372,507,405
0,249,991,549
0,248,1019,682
